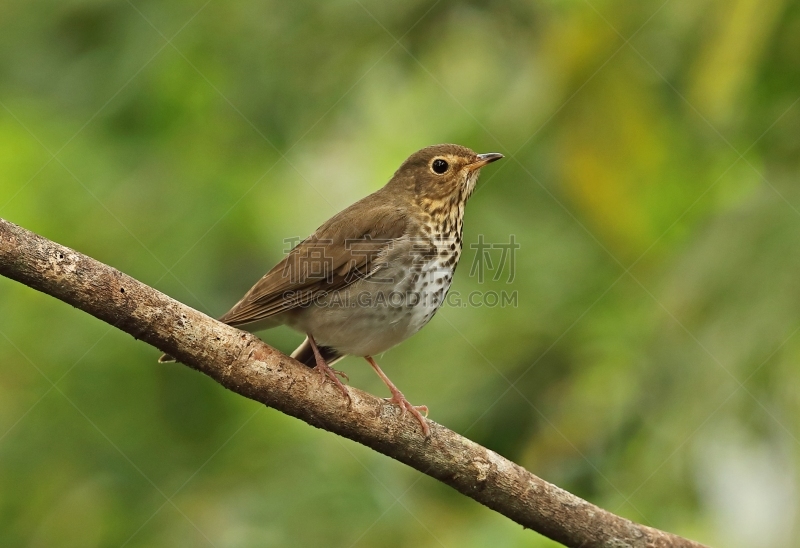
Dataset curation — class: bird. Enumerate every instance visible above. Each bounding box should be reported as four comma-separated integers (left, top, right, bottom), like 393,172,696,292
160,144,503,436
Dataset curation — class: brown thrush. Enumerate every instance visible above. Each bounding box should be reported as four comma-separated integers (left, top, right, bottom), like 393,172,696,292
160,144,503,436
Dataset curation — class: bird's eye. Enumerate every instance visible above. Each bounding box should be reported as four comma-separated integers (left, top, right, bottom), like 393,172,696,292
432,159,449,174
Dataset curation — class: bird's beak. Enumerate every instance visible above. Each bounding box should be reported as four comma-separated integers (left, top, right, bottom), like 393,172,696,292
468,152,504,171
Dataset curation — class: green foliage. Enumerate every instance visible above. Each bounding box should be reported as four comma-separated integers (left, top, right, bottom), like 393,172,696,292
1,0,799,546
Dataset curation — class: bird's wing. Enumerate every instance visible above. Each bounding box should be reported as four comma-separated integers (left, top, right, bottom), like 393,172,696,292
218,204,408,327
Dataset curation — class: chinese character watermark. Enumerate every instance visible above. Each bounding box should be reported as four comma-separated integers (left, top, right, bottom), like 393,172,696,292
468,234,519,283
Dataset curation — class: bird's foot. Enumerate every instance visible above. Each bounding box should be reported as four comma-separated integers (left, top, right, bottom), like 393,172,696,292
315,359,351,403
384,391,430,437
384,396,429,418
331,367,349,382
365,355,430,437
307,335,351,404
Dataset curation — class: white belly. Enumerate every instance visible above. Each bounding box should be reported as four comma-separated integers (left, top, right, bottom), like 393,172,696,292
287,261,456,357
285,229,460,357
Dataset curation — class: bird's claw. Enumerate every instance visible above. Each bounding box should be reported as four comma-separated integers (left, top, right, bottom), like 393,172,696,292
384,394,430,437
307,335,351,405
315,361,351,404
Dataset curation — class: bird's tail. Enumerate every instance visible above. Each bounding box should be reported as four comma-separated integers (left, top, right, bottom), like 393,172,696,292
291,336,344,368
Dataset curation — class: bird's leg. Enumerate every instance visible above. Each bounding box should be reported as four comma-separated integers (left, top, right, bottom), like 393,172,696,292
307,334,350,403
365,356,430,437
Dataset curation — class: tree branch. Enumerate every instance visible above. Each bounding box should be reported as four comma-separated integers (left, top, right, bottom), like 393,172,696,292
0,217,708,548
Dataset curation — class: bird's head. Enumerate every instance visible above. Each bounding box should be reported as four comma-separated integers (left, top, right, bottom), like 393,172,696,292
389,144,503,211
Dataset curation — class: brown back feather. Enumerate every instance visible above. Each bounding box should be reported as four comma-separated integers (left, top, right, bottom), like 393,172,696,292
218,192,408,327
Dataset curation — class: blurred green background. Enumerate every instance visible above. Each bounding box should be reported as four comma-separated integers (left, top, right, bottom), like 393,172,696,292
1,0,799,546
